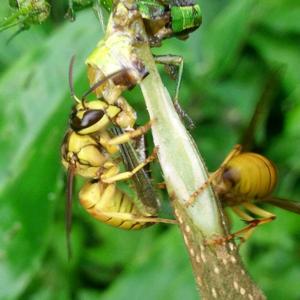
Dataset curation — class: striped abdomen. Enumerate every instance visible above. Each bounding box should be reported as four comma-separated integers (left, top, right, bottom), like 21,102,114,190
79,180,153,230
221,153,277,205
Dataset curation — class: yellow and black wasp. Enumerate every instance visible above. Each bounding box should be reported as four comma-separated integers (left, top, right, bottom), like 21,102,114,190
62,57,176,256
186,91,300,243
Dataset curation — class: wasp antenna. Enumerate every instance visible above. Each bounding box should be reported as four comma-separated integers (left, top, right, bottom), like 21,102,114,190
69,55,81,104
81,68,130,100
66,165,75,260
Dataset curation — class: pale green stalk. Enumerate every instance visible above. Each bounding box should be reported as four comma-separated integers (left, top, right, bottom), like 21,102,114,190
137,42,266,300
137,46,225,236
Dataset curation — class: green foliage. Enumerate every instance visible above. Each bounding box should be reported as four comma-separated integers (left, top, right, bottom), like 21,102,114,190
0,0,299,299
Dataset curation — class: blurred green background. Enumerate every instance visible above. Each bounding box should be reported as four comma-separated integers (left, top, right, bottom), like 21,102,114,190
0,0,300,299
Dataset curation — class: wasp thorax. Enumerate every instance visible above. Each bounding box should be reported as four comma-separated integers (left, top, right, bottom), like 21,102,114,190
62,131,108,178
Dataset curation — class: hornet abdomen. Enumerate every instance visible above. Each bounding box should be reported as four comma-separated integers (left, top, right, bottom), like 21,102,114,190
221,153,277,205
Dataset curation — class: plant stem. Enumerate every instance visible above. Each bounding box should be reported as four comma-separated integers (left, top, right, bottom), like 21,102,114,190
136,35,266,300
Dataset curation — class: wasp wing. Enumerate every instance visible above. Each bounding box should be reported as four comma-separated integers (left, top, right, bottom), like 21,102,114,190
110,126,160,216
261,197,300,215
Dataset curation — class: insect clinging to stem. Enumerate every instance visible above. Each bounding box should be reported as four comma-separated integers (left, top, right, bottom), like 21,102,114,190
185,79,300,244
62,56,176,257
186,143,300,244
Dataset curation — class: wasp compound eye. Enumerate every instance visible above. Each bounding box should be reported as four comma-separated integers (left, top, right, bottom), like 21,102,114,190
71,109,105,131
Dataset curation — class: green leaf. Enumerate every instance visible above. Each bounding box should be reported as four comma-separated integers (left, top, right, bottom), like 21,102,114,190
0,27,46,72
202,0,256,77
101,228,198,300
258,0,300,34
0,10,102,299
250,32,300,94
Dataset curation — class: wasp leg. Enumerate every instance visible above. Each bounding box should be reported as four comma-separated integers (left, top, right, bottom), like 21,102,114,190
108,120,153,145
243,202,276,226
206,204,276,245
154,55,194,128
227,203,275,243
101,147,158,183
185,144,242,207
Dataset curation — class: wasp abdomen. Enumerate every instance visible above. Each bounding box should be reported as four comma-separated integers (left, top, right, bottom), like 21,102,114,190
222,153,277,202
79,181,152,230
